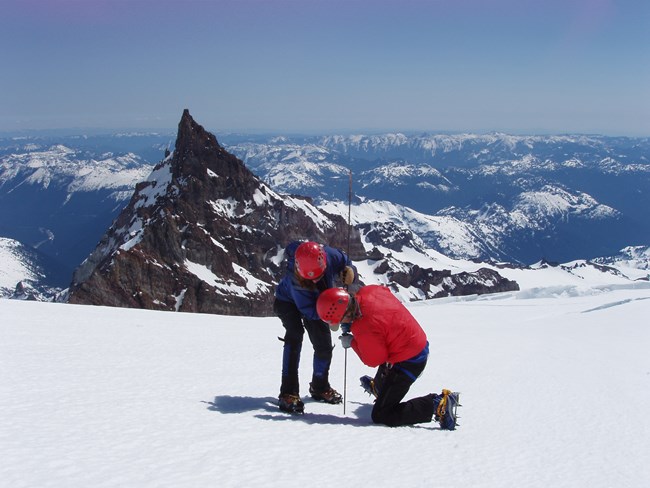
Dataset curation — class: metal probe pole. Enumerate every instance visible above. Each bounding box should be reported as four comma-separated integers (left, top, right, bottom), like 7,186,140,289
343,170,352,415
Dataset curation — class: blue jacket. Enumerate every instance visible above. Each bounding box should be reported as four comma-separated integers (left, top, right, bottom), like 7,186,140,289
275,241,355,321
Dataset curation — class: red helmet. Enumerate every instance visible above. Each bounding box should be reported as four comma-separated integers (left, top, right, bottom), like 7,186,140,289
295,241,327,280
317,288,350,325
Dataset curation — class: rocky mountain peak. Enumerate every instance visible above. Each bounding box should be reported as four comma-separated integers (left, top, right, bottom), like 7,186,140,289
67,110,360,316
65,110,520,315
173,109,237,180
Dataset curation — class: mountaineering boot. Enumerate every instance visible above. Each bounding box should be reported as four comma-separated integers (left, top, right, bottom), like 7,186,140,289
278,393,305,414
434,389,460,430
309,383,343,404
360,363,390,398
360,375,379,398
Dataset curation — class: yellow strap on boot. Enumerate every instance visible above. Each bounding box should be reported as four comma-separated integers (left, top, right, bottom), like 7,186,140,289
436,389,451,419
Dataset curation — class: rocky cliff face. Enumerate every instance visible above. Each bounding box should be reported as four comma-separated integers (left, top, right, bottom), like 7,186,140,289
67,110,362,316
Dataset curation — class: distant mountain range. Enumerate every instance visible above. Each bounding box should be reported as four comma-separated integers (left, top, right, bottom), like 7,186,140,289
229,133,650,264
0,142,153,285
1,127,649,302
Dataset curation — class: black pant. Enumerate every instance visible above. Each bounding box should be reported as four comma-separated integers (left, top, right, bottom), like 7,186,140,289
274,299,333,395
371,360,436,427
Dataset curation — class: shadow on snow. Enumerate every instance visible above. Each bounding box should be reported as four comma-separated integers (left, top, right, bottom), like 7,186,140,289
203,395,434,429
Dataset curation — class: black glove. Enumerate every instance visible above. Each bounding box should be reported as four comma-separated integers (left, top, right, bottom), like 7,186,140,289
339,333,353,349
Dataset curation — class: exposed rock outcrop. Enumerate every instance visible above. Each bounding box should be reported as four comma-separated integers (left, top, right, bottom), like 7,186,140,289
390,266,519,298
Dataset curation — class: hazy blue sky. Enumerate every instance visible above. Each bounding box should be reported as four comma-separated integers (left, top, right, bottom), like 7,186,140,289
1,0,649,135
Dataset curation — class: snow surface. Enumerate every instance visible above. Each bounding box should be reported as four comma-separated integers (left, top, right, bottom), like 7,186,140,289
1,274,649,487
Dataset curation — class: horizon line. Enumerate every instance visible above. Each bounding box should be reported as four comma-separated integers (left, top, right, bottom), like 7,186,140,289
1,126,648,139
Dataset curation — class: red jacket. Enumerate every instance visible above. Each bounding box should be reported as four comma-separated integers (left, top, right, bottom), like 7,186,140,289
350,285,428,367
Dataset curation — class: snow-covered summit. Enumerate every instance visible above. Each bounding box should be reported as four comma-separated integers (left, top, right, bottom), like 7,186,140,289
591,245,650,280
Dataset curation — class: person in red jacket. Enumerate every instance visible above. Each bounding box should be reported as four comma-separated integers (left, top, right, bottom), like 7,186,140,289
316,285,460,429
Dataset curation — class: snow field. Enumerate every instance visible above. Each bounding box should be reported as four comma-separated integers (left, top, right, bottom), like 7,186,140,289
1,285,649,487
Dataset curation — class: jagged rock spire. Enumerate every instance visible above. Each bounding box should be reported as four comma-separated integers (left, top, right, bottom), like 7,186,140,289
66,109,519,314
67,110,359,316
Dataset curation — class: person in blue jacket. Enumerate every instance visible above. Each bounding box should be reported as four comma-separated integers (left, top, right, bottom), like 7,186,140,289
274,240,356,414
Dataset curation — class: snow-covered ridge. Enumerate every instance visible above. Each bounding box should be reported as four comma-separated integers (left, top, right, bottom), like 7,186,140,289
0,237,62,300
0,144,153,198
0,237,42,295
320,198,485,260
264,160,349,193
512,186,619,224
592,245,650,279
321,187,621,265
360,162,452,189
318,197,648,302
